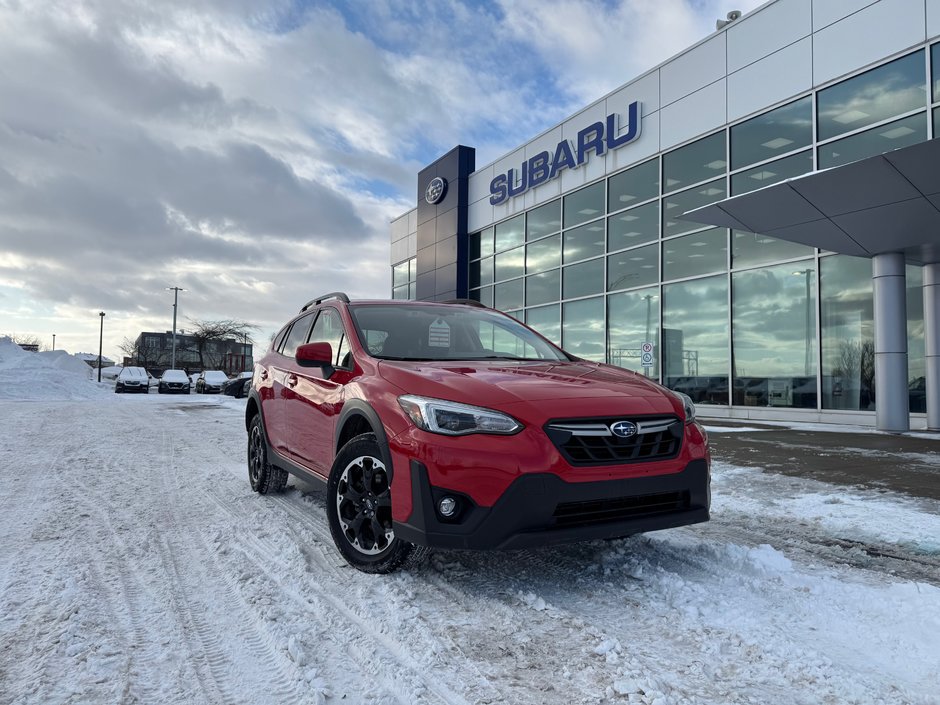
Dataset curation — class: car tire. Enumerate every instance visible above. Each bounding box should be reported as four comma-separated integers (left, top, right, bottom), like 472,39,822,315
247,415,288,495
326,433,426,574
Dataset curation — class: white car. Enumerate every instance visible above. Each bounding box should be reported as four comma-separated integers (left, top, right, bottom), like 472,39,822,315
195,370,228,393
158,369,191,394
114,366,149,394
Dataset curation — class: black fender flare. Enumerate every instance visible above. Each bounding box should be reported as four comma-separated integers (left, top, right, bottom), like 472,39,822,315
335,400,394,480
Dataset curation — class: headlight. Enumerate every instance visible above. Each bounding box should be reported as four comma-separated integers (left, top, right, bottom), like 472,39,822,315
674,391,696,424
398,395,522,436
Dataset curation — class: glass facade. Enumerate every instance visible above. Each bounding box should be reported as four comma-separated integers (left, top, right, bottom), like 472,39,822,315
457,44,940,415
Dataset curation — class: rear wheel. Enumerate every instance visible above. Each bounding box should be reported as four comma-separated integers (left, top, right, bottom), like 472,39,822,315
247,415,288,494
326,433,425,574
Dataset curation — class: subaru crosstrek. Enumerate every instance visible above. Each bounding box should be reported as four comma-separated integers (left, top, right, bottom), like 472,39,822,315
246,293,710,573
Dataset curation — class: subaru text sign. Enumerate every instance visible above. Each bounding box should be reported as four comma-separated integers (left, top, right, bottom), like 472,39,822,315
489,101,641,206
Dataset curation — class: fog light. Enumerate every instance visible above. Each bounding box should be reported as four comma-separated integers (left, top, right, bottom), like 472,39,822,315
438,496,457,517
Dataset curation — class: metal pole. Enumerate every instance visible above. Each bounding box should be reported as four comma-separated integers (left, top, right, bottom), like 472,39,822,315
98,312,105,382
52,334,55,351
167,286,184,369
804,270,812,376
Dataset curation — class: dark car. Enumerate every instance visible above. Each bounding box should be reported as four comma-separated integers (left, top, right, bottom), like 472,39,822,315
195,370,228,393
245,293,710,574
222,372,253,398
158,369,191,394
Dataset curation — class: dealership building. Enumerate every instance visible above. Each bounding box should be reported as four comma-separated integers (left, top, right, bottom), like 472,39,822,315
389,0,940,432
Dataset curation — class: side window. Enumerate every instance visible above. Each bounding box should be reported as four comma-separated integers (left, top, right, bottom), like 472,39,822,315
272,324,290,352
309,308,348,366
281,313,316,357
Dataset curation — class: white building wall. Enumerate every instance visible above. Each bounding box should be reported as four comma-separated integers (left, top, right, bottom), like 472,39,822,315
447,0,940,248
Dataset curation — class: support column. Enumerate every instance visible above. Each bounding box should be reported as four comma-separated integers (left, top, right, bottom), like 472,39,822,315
872,253,909,432
924,262,940,430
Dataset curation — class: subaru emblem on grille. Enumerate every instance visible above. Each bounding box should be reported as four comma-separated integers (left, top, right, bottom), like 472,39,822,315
610,420,638,438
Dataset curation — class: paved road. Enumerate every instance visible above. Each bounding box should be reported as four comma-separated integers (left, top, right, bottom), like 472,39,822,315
704,422,940,501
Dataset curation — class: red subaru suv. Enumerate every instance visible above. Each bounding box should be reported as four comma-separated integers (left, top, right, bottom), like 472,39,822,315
246,293,710,573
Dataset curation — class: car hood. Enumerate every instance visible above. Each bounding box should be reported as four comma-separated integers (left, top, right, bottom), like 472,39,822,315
377,360,682,418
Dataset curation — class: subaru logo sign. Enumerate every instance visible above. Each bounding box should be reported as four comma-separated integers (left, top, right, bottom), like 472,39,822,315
425,176,447,205
610,420,638,438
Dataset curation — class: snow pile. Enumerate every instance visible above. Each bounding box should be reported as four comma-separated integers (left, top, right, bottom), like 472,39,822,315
0,337,111,400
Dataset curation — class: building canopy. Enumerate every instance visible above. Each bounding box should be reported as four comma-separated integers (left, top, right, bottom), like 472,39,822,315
683,138,940,264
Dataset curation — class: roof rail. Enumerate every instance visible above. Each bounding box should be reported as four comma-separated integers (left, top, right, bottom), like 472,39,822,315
440,298,487,308
300,291,350,312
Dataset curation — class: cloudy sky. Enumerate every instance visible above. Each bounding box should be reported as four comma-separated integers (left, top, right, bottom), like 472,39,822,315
0,0,764,360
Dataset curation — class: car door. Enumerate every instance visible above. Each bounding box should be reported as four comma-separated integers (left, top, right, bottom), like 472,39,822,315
266,312,315,457
285,307,353,476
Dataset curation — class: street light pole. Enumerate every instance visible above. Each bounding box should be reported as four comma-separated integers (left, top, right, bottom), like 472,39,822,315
52,333,56,351
97,312,105,382
166,286,185,369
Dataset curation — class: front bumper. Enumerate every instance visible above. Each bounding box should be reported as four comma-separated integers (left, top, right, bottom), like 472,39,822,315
393,458,710,550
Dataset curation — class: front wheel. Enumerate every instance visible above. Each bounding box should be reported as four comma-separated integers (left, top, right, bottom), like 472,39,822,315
326,433,425,574
247,415,288,494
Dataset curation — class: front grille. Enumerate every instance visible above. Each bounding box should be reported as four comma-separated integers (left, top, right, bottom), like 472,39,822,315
553,491,689,528
544,416,682,466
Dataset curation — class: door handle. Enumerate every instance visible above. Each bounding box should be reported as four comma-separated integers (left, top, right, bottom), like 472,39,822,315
287,374,298,388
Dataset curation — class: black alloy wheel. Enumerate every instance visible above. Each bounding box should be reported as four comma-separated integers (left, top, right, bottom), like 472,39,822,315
326,433,424,573
247,415,287,494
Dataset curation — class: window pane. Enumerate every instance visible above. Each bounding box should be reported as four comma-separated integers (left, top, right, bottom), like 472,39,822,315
731,150,813,195
526,270,560,307
663,228,727,281
663,177,727,237
470,256,494,287
526,304,561,346
608,201,658,251
608,244,658,291
495,215,524,252
934,107,940,139
392,284,409,300
817,51,926,141
732,230,814,269
820,255,874,410
563,258,604,299
563,297,605,362
495,278,524,311
908,265,926,412
526,234,560,272
608,286,659,378
732,262,817,409
934,43,940,102
663,274,729,403
563,221,605,263
476,227,494,259
471,286,493,308
608,158,659,210
663,132,726,193
494,247,524,282
731,97,812,170
393,262,409,288
409,282,416,300
563,181,605,228
527,200,561,241
818,113,926,169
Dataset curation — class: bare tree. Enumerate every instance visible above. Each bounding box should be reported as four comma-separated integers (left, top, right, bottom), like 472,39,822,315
4,333,45,351
185,319,256,371
118,336,170,369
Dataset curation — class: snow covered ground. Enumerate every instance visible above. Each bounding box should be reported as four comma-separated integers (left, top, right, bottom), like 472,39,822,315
1,340,939,705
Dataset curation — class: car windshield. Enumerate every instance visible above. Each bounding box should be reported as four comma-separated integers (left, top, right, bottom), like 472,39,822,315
204,371,228,383
162,370,188,382
349,304,569,362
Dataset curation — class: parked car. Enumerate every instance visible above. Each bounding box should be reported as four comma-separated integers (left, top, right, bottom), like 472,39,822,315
195,370,228,393
158,369,191,394
222,371,253,398
114,366,149,393
246,293,710,574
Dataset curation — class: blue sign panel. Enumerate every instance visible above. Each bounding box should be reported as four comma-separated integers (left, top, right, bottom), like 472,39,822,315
489,101,641,206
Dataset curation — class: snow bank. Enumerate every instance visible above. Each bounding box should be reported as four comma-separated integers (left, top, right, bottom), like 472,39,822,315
0,337,111,400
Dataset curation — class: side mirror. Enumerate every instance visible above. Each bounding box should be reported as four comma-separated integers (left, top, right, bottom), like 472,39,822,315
296,342,334,375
